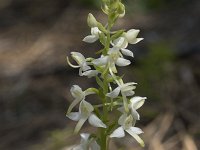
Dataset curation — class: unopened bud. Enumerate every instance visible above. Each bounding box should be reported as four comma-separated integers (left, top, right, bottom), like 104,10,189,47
118,3,125,17
87,13,97,27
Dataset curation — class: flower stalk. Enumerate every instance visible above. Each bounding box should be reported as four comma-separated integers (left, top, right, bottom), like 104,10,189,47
66,0,146,149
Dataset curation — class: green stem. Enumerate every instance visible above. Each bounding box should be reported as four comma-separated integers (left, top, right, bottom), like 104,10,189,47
100,128,109,150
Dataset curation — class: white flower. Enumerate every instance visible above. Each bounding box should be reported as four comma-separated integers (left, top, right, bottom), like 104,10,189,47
106,80,137,113
106,82,137,98
111,29,143,57
110,114,144,147
83,27,101,43
68,85,96,114
118,96,146,120
67,100,106,133
67,52,91,76
92,47,131,73
72,133,100,150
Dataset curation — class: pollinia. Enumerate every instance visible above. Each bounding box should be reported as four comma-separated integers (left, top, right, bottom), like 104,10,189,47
66,0,146,149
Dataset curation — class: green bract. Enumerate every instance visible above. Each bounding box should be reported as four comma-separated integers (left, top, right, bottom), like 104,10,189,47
66,0,146,149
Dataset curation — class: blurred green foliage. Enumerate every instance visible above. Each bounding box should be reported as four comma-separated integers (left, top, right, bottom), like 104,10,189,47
134,41,175,101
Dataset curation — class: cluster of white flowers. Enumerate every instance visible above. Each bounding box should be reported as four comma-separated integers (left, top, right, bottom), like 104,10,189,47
66,0,146,149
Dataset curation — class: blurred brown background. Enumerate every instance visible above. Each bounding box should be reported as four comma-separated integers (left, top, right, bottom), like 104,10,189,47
0,0,199,149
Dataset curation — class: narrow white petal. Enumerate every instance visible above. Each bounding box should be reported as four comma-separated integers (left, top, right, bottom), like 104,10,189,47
126,128,145,147
110,126,125,138
115,58,131,66
131,109,140,120
130,96,146,110
92,56,109,66
66,112,80,121
88,114,107,128
83,35,98,43
67,99,80,114
123,82,137,86
74,117,88,133
121,48,134,57
129,38,144,44
67,56,80,68
82,70,99,78
106,87,120,98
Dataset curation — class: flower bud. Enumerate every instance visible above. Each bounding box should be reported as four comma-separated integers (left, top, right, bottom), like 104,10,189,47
118,3,125,18
87,13,97,27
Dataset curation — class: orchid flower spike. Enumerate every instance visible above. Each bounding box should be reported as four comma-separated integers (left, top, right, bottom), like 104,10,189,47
67,100,106,133
110,114,145,147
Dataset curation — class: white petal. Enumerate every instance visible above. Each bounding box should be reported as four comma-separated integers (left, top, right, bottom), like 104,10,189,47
131,108,140,120
83,35,98,43
113,37,128,49
74,117,88,133
118,114,127,125
82,70,99,78
121,48,134,57
126,128,145,147
110,126,125,138
106,87,120,98
91,27,101,36
92,56,109,66
129,127,144,134
70,85,84,99
123,90,135,97
66,112,80,121
88,114,107,128
80,133,90,141
130,96,146,110
71,52,86,65
129,38,144,44
115,58,131,66
125,29,139,43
